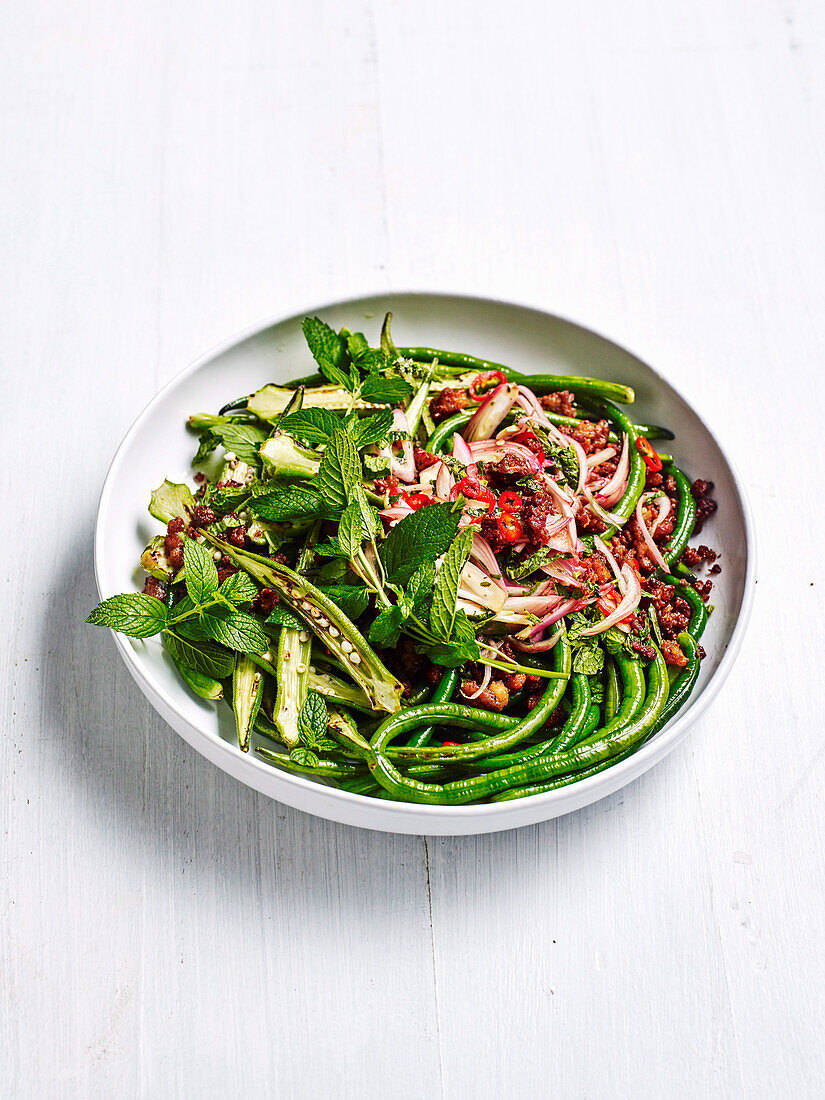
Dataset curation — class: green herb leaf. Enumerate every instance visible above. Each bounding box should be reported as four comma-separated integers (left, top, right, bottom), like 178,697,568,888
363,452,391,476
507,546,557,582
317,425,361,516
183,537,219,605
279,408,341,446
429,527,473,640
289,747,320,768
302,316,345,370
421,610,480,667
164,631,236,679
250,486,325,522
380,503,462,586
86,593,169,638
319,585,370,621
218,571,259,604
213,422,269,466
298,690,329,748
369,605,404,649
201,608,268,653
338,503,363,560
360,376,413,404
400,562,435,616
265,605,305,630
345,332,370,361
302,317,353,391
352,410,394,449
572,641,604,676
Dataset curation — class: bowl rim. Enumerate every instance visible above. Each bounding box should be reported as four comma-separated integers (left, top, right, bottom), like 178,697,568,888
94,289,756,822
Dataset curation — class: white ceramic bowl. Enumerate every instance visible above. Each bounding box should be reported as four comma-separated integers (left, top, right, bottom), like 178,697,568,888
95,292,754,835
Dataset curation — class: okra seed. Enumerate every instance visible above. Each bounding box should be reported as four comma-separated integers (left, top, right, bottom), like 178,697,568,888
349,652,361,665
317,617,329,628
329,627,340,638
301,600,312,611
341,640,353,653
298,631,309,643
309,665,316,674
297,663,307,673
253,672,261,683
213,550,222,560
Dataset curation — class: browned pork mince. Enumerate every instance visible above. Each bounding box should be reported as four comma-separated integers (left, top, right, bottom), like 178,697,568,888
429,387,471,422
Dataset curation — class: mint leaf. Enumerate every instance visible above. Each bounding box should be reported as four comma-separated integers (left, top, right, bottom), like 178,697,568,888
289,747,320,768
319,585,370,621
183,537,219,605
164,632,236,679
369,605,404,649
202,608,267,653
360,376,413,404
298,690,329,749
352,410,394,449
302,316,345,370
400,562,435,616
338,503,363,561
250,486,325,522
279,408,341,446
507,546,557,582
265,605,304,630
421,609,480,667
86,593,169,638
218,571,258,604
318,425,361,516
345,332,370,361
363,452,391,476
572,641,604,676
380,503,461,586
430,526,474,640
208,485,253,514
302,317,353,391
213,422,268,466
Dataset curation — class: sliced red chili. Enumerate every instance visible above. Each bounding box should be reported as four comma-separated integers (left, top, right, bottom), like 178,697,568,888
442,741,460,747
469,370,508,400
449,477,496,512
496,513,523,542
399,491,431,510
498,491,523,513
635,436,662,472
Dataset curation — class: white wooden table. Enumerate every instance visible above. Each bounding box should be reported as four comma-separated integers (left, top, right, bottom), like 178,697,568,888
3,1,824,1095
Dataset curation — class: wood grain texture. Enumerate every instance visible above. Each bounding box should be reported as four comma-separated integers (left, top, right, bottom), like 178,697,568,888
2,0,824,1095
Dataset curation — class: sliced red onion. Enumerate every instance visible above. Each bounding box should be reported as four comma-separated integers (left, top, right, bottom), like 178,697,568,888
582,485,625,527
635,492,669,572
468,439,540,472
580,565,642,636
595,433,629,508
388,408,416,483
593,534,624,590
520,596,589,640
649,492,672,535
560,432,588,495
510,626,564,653
378,505,413,522
463,660,492,699
587,446,617,468
502,594,563,615
465,382,519,441
451,431,473,467
459,561,507,613
471,534,507,593
435,460,454,501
